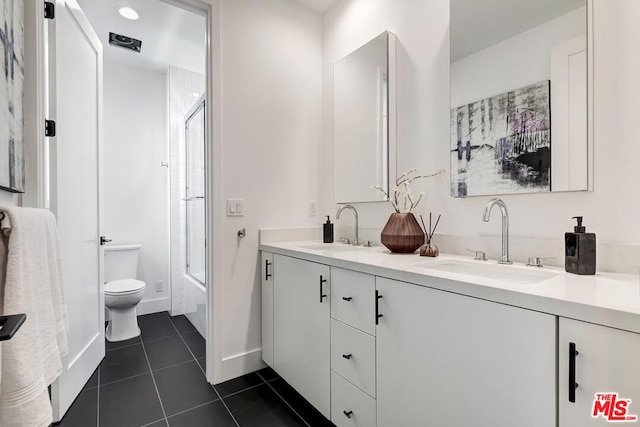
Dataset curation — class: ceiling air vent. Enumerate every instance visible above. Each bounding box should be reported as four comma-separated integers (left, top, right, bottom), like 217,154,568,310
108,32,142,53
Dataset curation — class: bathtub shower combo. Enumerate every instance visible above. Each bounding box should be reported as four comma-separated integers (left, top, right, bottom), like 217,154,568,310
182,96,207,337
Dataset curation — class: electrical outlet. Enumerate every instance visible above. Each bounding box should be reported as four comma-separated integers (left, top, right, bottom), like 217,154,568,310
155,280,163,292
309,200,317,217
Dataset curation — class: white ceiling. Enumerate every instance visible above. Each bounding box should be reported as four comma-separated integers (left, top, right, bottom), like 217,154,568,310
293,0,340,13
78,0,206,74
451,0,585,62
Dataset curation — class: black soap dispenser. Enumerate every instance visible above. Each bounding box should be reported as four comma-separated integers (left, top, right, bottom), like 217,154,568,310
323,216,334,244
565,216,596,275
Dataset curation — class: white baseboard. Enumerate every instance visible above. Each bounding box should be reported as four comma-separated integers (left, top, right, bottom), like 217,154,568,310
137,297,170,316
220,348,266,383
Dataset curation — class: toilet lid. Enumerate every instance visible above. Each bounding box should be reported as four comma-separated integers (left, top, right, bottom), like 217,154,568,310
105,279,145,295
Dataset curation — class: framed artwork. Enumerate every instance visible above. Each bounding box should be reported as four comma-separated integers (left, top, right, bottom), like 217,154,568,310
0,0,25,193
450,80,551,198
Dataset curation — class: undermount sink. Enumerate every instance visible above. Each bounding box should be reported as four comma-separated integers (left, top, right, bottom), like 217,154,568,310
414,260,557,284
298,243,365,253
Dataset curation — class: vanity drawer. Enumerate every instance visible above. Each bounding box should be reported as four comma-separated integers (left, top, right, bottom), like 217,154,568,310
330,267,375,335
331,371,376,427
331,319,376,397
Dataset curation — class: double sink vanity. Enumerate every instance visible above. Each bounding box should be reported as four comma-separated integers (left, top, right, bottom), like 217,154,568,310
257,0,639,425
260,236,640,427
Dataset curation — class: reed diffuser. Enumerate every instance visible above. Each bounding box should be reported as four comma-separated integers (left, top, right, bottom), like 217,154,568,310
420,213,441,257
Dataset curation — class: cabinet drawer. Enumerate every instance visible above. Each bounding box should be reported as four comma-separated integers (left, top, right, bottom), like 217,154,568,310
330,267,375,335
331,319,375,397
331,371,376,427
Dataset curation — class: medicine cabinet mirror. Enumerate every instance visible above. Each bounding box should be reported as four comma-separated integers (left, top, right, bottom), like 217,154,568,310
334,31,397,204
450,0,593,197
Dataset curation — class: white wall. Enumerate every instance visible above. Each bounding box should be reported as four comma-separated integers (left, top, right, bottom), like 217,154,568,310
103,61,170,312
451,8,585,108
0,191,17,205
321,0,640,253
219,0,322,378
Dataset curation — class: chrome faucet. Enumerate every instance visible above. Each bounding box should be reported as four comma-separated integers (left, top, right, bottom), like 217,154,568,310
336,204,359,246
482,198,512,264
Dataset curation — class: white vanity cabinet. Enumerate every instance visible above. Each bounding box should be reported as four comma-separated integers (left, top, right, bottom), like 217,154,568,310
559,318,640,426
375,277,556,427
272,254,331,418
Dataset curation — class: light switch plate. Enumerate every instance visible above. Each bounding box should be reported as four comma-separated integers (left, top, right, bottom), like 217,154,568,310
227,199,244,217
309,201,317,217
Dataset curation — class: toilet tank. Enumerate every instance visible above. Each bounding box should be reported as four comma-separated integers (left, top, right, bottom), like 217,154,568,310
104,244,142,282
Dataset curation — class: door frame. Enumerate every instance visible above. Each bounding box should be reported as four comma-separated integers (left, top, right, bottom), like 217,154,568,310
25,0,224,386
151,0,224,385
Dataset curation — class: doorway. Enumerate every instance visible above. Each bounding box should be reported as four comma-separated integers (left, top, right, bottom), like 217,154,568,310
42,0,217,422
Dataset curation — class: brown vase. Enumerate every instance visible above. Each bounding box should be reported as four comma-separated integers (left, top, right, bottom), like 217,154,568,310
381,213,425,254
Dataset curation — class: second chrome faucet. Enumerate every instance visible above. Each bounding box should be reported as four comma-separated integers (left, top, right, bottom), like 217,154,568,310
336,204,359,246
482,198,512,264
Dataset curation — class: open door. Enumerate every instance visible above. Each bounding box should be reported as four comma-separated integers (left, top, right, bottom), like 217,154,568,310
46,0,104,421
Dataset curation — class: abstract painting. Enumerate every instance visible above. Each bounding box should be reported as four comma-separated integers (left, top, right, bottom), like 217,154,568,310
450,81,551,198
0,0,24,193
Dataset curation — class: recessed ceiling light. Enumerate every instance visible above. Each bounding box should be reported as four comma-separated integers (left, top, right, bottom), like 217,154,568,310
118,7,140,20
191,92,200,98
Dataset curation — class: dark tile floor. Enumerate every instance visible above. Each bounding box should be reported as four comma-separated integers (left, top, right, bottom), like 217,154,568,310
57,312,334,427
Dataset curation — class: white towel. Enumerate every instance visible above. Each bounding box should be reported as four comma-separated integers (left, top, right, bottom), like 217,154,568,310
0,206,68,427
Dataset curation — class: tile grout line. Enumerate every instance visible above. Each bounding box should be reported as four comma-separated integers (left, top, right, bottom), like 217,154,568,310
139,336,169,426
212,385,240,427
257,372,311,427
105,340,141,352
162,398,218,421
99,371,150,388
139,417,166,427
216,382,264,400
167,315,240,427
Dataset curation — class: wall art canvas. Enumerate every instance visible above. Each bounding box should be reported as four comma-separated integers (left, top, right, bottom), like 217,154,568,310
0,0,25,193
450,80,551,198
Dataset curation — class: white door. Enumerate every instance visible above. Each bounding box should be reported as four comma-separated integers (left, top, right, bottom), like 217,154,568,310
559,318,640,426
273,255,330,418
46,0,104,421
376,277,556,427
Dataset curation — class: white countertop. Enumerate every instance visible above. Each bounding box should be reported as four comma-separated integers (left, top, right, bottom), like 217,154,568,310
260,241,640,334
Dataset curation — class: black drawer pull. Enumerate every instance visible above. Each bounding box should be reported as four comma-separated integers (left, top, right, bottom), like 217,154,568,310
342,296,352,301
569,342,579,403
265,260,272,280
343,410,353,419
375,291,383,325
342,353,352,360
320,275,327,303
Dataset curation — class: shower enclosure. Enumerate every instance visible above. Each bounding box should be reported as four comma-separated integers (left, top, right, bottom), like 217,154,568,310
180,94,207,337
184,96,206,285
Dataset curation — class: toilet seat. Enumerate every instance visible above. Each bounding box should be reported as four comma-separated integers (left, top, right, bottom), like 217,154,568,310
105,279,145,296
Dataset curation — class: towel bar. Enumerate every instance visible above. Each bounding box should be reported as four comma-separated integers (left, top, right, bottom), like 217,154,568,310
0,314,27,341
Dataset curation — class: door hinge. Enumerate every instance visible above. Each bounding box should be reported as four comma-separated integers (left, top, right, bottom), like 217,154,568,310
44,1,55,19
45,119,56,137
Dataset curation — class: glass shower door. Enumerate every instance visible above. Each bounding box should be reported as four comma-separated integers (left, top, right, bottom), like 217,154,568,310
185,98,206,284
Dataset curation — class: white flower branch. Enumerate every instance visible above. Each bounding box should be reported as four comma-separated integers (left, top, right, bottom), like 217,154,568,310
372,168,444,213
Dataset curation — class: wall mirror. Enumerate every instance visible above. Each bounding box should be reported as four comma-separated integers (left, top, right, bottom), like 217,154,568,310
334,31,397,204
450,0,592,198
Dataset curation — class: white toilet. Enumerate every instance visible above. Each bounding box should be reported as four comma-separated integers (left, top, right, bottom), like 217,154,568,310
104,244,146,342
